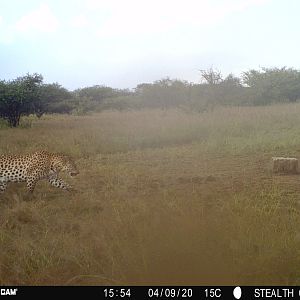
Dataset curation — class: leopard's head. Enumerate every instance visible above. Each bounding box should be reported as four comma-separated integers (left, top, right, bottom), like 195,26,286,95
53,154,79,177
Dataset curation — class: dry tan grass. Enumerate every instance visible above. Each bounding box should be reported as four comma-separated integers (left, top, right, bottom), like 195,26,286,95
1,105,300,285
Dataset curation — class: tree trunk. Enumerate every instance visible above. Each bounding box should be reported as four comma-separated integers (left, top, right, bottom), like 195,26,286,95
288,96,298,102
8,114,20,127
35,110,44,118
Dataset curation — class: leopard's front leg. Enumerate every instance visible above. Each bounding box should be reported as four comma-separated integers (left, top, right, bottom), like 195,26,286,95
0,180,7,193
26,176,38,193
26,164,48,193
48,176,72,191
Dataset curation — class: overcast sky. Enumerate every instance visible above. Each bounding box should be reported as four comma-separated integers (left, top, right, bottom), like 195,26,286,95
0,0,299,90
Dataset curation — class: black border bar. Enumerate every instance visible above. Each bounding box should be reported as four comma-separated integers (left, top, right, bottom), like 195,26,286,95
0,286,298,299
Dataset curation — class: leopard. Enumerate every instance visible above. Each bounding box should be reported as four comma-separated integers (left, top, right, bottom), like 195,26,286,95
0,150,79,194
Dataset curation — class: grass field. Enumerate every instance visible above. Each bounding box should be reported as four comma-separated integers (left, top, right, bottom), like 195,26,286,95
1,104,300,285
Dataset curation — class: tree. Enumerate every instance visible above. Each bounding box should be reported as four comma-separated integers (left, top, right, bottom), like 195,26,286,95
242,67,300,104
0,73,43,127
135,78,189,109
199,67,223,85
192,68,224,110
74,85,115,103
35,83,72,117
222,73,242,87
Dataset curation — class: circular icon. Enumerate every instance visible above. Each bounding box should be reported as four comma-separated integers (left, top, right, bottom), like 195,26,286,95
233,286,242,299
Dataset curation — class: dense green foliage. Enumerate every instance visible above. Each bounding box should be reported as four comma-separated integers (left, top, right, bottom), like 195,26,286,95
0,74,43,127
242,67,300,104
36,83,72,117
130,67,300,112
2,67,300,126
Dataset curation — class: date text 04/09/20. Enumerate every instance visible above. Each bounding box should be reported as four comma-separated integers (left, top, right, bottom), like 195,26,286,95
148,288,193,298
